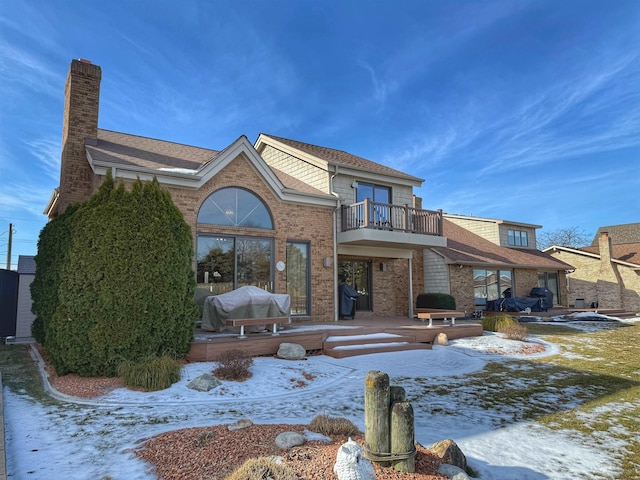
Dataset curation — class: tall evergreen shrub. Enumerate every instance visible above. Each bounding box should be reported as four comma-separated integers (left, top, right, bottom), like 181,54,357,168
31,204,79,344
34,174,198,376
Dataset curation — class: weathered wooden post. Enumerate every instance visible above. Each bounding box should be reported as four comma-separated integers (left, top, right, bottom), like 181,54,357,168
390,401,415,472
364,370,390,466
364,371,416,473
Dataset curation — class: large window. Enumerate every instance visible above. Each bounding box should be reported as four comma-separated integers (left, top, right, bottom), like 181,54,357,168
474,269,513,307
197,236,273,294
198,187,273,229
508,229,528,247
286,241,310,316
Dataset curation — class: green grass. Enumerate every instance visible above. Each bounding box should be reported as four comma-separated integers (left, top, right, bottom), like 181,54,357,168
535,323,640,478
0,343,55,405
411,322,640,479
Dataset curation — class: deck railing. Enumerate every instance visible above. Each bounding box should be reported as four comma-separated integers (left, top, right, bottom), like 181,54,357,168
340,199,443,236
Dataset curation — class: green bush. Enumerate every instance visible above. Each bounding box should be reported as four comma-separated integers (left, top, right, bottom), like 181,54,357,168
30,204,79,344
118,354,181,391
309,414,360,437
482,314,518,332
32,173,198,376
227,457,297,480
416,293,456,310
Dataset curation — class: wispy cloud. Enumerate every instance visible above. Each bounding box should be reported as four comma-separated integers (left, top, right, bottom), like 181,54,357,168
23,137,61,181
358,62,390,105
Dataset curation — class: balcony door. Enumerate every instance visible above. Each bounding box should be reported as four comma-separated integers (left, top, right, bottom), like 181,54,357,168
338,260,372,311
357,183,391,227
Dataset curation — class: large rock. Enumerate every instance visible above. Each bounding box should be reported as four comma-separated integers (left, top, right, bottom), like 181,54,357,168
277,343,307,360
228,419,253,431
187,374,221,392
434,332,449,346
427,439,467,471
438,464,470,480
275,431,306,449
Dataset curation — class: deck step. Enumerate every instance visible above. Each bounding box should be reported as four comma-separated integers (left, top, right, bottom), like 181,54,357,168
323,342,431,358
323,332,416,348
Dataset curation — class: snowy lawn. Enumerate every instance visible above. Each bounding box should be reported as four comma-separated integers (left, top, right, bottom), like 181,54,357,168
2,315,639,479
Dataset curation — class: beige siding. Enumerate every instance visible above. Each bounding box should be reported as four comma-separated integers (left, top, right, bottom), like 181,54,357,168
445,217,500,244
16,275,35,338
260,144,329,192
423,249,450,294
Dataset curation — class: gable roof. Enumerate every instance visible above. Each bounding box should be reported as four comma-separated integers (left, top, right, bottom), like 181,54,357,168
255,134,424,185
88,129,219,172
434,220,572,269
81,130,334,206
580,242,640,265
590,223,640,246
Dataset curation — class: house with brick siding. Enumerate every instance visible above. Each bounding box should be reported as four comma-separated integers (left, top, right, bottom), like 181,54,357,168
423,215,572,315
545,223,640,312
45,59,569,324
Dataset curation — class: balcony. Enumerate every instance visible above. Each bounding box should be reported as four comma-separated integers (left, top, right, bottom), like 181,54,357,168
338,200,446,250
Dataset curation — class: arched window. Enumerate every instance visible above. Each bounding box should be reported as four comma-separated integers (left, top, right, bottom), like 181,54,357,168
197,187,273,229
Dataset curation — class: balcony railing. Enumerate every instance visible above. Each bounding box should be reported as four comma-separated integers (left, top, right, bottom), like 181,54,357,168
341,199,443,236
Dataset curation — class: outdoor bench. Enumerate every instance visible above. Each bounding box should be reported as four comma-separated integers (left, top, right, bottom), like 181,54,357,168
415,309,465,327
225,316,290,338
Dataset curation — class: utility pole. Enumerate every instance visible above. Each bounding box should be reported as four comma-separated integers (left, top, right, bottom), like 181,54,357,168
6,223,12,270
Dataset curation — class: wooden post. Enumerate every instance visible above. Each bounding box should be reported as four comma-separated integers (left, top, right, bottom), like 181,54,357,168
390,385,406,405
390,402,415,473
364,370,390,466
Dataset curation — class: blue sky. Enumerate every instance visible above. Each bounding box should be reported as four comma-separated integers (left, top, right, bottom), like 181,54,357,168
1,0,638,269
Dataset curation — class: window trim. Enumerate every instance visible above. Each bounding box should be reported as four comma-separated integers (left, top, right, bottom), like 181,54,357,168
286,240,311,316
508,229,528,247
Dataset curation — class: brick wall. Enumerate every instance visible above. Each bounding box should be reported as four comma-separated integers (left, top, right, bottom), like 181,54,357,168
93,155,337,322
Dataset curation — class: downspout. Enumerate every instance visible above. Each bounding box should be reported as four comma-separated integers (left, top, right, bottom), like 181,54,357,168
408,257,414,318
330,166,341,322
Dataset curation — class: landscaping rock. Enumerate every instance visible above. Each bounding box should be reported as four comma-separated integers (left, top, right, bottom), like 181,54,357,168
228,419,253,431
187,374,220,392
275,431,306,449
277,342,307,360
427,439,467,471
438,463,470,479
434,332,449,346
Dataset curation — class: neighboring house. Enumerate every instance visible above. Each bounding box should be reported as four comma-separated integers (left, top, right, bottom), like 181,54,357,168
545,223,640,312
16,255,36,341
424,215,572,315
44,59,568,323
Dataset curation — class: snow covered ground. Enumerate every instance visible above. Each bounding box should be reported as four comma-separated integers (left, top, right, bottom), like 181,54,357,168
4,314,638,479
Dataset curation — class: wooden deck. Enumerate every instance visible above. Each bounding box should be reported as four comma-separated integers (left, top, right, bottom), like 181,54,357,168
186,315,483,361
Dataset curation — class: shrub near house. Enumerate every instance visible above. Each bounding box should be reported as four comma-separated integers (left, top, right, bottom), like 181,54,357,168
31,174,198,377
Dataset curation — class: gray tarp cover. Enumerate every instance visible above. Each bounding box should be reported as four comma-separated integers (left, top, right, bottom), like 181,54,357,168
201,286,291,332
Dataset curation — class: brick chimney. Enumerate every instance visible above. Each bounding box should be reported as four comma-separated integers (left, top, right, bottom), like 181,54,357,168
58,59,102,214
596,231,622,308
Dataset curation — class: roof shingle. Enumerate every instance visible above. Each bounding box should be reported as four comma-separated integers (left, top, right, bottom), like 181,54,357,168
260,134,424,183
434,220,572,269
